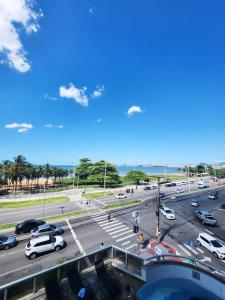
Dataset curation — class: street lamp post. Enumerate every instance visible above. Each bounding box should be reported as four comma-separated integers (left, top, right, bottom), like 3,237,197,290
188,165,191,193
42,182,46,218
77,172,79,189
155,176,161,244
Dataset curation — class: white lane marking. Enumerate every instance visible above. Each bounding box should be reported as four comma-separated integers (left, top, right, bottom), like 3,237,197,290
125,244,136,250
197,247,204,253
178,245,191,257
100,220,120,227
121,241,131,246
106,225,127,232
116,233,136,242
66,219,85,255
102,222,122,230
204,229,214,235
184,244,198,255
108,227,129,235
112,230,132,238
0,263,36,277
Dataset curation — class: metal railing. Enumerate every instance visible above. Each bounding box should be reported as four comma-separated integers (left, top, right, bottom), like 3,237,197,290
1,245,225,300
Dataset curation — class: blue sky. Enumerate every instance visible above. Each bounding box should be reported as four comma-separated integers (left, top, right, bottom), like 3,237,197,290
0,0,225,165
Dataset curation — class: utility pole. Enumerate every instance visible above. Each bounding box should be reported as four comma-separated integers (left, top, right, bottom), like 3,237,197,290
103,160,107,204
155,176,161,244
42,182,46,218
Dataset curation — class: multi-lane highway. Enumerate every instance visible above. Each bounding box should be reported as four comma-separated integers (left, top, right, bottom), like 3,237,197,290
1,182,225,286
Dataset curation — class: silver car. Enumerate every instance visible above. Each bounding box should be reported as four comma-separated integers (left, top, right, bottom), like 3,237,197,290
195,210,217,226
31,224,64,237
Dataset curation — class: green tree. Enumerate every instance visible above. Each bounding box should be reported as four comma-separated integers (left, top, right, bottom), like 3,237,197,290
75,158,93,181
124,170,147,185
88,160,121,186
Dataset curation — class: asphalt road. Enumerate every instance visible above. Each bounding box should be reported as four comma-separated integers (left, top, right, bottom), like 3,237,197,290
0,179,223,225
1,186,225,286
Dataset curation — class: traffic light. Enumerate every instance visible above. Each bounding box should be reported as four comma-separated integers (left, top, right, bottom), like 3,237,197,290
133,225,139,233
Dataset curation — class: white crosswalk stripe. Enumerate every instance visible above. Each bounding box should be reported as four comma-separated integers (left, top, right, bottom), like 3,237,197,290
108,227,129,235
197,247,204,253
121,241,131,246
97,218,115,224
100,220,120,227
184,244,198,255
112,230,132,238
178,244,191,257
92,214,137,251
102,222,122,230
116,233,136,242
106,225,127,232
125,244,136,251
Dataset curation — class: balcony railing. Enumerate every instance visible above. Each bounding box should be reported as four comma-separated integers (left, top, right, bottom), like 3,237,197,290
1,245,225,300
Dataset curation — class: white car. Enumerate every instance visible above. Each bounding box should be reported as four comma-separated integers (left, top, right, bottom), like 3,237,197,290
116,193,126,199
176,188,184,194
25,235,65,259
160,207,175,220
191,199,199,207
197,233,225,259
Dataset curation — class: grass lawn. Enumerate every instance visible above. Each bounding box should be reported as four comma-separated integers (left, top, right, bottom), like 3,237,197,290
149,174,185,182
104,200,141,210
83,191,116,199
0,196,69,209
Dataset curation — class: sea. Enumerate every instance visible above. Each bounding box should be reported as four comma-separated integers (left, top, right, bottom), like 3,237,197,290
58,165,183,176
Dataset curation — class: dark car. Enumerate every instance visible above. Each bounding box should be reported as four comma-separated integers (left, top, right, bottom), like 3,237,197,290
15,219,46,235
165,182,176,187
0,235,17,250
159,192,166,198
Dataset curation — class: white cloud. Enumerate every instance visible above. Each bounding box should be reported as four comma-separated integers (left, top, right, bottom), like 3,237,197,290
17,127,28,133
96,118,102,123
91,85,105,98
44,94,57,101
44,124,64,129
89,7,94,15
127,105,143,117
59,83,88,106
4,122,33,133
44,123,53,128
0,0,42,72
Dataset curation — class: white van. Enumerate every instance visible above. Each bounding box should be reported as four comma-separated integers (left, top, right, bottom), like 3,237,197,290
197,233,225,259
197,180,209,189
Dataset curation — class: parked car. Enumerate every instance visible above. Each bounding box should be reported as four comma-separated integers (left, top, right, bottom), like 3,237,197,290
159,192,166,198
15,219,45,235
220,204,225,210
25,235,65,259
31,224,64,238
144,184,158,190
176,188,184,194
180,181,187,185
0,235,17,250
208,191,219,200
191,199,199,207
165,182,176,187
160,207,175,220
116,193,126,199
197,233,225,259
195,211,217,226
